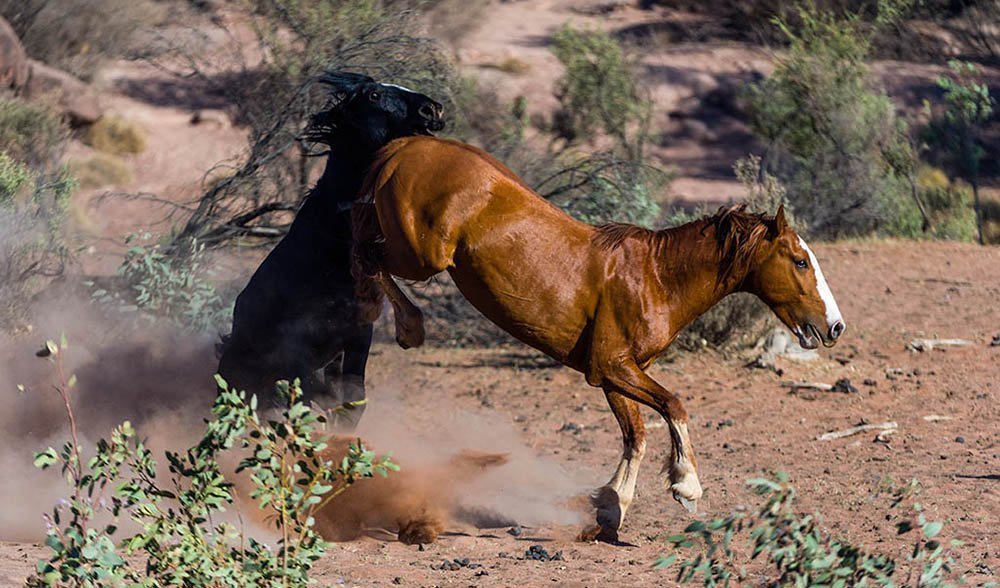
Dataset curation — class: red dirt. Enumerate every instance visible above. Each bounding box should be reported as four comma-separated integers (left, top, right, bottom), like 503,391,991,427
4,240,996,586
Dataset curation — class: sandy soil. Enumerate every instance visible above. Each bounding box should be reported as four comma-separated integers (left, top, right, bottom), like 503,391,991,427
3,240,996,586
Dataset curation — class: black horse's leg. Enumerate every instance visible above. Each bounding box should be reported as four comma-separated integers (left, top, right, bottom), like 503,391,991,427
333,324,373,430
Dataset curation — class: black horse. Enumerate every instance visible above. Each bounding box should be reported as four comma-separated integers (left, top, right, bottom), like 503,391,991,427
217,72,444,425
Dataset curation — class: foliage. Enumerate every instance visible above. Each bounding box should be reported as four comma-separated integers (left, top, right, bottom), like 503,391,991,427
744,0,919,238
84,115,148,156
153,0,462,254
26,336,397,587
914,167,977,241
0,95,68,169
68,154,132,189
0,0,163,81
921,60,995,244
550,24,651,162
656,472,961,587
92,233,231,333
0,97,74,332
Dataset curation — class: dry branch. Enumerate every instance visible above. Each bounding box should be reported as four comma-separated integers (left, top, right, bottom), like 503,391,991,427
817,422,897,442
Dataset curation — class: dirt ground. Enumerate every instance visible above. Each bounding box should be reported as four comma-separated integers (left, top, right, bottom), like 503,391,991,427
3,240,995,586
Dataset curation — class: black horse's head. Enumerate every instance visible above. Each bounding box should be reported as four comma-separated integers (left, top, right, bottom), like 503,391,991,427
304,71,445,151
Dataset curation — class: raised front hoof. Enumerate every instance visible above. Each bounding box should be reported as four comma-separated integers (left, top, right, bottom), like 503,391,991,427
394,315,426,349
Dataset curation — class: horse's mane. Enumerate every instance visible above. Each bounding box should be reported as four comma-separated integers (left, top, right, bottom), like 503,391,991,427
592,204,776,284
708,204,774,284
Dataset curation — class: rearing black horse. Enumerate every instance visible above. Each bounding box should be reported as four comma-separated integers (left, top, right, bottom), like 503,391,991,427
217,72,444,425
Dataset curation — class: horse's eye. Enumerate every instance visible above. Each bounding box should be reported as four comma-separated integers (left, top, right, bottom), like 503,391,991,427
795,259,808,269
368,91,381,102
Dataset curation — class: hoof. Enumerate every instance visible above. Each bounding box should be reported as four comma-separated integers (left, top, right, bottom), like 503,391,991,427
577,524,619,544
395,317,425,349
668,464,703,513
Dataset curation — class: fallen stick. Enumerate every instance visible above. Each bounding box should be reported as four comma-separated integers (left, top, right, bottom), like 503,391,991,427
781,381,833,392
908,338,973,352
818,421,898,442
922,414,953,422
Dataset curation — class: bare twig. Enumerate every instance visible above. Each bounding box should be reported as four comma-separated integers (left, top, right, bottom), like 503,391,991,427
817,422,897,442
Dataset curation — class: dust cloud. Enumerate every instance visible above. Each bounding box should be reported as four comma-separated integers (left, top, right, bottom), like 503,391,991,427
0,294,590,543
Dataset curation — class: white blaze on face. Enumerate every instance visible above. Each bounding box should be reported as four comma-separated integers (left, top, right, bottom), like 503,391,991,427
798,237,843,329
380,82,418,96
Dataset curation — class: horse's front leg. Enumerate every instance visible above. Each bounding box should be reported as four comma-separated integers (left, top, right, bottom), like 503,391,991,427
592,359,702,513
585,389,647,542
375,272,425,349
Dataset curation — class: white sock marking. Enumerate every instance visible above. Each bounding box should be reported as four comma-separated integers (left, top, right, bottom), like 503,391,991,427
798,237,842,328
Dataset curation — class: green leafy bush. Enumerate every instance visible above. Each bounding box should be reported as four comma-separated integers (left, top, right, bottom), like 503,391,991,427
0,97,74,332
657,472,961,587
550,25,651,161
921,60,994,244
744,1,918,238
26,336,397,587
93,234,232,333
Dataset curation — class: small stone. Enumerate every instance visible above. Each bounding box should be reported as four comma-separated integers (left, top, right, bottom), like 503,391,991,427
863,379,877,387
507,525,523,537
393,578,403,585
955,436,965,444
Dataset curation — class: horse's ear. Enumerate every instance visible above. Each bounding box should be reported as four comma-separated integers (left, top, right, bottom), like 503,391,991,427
774,204,788,234
318,71,375,93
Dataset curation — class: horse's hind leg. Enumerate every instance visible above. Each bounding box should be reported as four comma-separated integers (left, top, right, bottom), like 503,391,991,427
587,390,646,542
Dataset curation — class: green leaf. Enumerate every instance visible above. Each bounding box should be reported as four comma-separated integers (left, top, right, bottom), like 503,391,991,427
922,521,943,538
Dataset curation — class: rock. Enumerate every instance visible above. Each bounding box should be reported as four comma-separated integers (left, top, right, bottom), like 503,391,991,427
0,16,29,90
831,378,858,394
23,59,102,126
190,109,231,127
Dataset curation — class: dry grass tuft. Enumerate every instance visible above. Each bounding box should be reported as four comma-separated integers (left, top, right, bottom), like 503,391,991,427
69,153,132,188
84,115,147,156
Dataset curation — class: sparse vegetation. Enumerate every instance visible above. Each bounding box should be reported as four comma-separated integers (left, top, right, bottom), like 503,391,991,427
921,60,995,244
0,96,74,331
744,0,920,238
84,115,148,156
26,336,397,587
0,0,163,81
657,473,961,587
68,154,132,189
92,233,232,333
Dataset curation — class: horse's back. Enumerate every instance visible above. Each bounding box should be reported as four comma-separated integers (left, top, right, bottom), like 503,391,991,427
364,136,603,362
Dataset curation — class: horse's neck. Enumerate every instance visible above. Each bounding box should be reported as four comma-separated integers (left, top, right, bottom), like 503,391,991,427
655,221,746,333
312,145,374,202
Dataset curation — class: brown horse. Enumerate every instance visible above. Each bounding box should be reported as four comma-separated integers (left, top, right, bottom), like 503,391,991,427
352,136,845,541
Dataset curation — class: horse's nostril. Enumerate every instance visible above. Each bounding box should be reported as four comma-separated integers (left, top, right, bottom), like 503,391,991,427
419,103,436,119
829,320,846,339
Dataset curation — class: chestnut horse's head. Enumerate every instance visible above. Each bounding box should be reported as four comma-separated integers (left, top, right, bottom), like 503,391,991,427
304,71,445,151
746,206,846,349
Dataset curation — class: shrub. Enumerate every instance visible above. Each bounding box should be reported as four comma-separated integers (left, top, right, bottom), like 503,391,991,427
84,115,147,156
921,60,994,244
68,153,132,188
0,97,73,332
0,95,68,169
92,233,231,333
744,0,918,238
0,0,162,81
657,472,961,587
26,336,397,586
159,0,464,253
915,167,977,241
550,24,651,161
